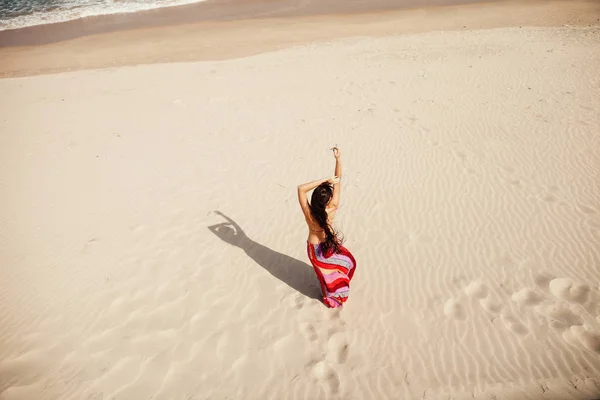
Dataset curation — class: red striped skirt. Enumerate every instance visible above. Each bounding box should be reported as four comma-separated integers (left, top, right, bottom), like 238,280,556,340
307,242,357,308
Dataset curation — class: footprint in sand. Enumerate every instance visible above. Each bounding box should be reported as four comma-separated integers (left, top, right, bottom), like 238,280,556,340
533,303,583,329
511,288,544,307
563,325,600,352
444,299,466,320
548,278,590,304
484,300,528,335
462,280,528,334
464,281,488,299
533,272,556,291
311,361,341,394
500,312,529,336
327,333,349,364
292,295,306,310
513,279,600,349
479,296,503,314
514,272,600,349
463,281,502,313
302,316,349,394
300,323,318,342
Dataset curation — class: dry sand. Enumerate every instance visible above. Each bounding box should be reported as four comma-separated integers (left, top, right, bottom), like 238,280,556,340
1,1,600,399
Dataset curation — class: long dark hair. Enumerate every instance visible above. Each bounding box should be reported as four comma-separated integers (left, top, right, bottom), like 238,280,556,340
309,182,342,255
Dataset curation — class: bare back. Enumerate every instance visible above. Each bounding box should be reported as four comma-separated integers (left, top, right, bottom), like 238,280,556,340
305,207,337,245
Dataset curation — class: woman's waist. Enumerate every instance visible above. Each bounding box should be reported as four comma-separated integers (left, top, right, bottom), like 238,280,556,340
307,231,327,244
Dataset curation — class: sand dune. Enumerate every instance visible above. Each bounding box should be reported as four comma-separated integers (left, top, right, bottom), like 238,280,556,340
1,25,600,399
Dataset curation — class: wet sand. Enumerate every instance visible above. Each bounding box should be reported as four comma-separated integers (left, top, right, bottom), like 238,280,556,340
0,0,506,46
1,0,599,77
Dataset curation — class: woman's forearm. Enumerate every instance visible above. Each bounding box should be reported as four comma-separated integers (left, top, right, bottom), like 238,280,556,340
298,178,328,193
334,159,342,179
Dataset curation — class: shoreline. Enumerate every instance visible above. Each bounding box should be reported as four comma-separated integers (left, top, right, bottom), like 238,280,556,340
0,0,505,46
0,0,599,78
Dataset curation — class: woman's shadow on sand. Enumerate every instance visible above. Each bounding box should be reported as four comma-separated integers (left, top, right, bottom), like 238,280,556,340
208,211,321,301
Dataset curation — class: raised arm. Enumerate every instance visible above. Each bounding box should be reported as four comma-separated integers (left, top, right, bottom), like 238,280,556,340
330,147,342,208
298,176,339,218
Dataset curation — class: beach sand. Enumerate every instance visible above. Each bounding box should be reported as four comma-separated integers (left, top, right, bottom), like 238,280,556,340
1,1,600,399
2,0,600,77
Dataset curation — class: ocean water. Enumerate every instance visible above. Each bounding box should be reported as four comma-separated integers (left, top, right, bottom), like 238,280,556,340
0,0,207,31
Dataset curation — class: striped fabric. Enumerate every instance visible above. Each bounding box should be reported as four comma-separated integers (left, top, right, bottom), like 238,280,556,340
307,241,357,308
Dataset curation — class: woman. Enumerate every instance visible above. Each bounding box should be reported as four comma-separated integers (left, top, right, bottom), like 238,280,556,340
297,146,356,308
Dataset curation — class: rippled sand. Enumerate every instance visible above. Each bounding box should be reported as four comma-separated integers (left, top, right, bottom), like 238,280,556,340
1,12,599,400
